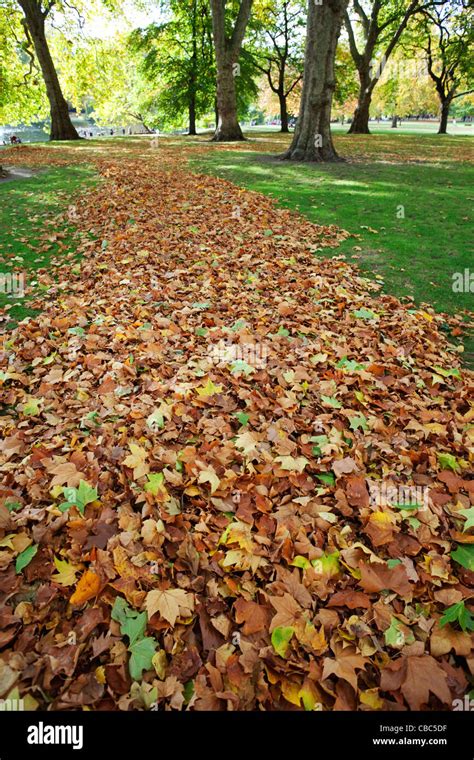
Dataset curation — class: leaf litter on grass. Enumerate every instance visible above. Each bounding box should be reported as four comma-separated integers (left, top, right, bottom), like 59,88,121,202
0,141,473,712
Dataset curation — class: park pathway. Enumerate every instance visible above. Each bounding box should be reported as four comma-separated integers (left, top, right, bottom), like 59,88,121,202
0,140,472,711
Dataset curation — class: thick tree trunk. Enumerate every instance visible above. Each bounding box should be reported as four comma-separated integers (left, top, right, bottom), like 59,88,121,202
283,0,348,162
279,92,289,132
18,0,80,142
391,114,398,128
213,61,244,141
438,97,451,134
348,76,372,134
210,0,253,142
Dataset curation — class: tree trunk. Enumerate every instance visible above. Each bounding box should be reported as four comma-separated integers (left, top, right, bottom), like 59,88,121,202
391,114,398,128
438,97,451,134
348,76,372,134
279,92,289,132
283,0,348,162
188,0,198,136
213,60,244,141
210,0,253,142
188,95,197,135
18,0,80,142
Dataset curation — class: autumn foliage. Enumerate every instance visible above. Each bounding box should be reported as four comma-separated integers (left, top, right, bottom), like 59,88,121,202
0,141,473,711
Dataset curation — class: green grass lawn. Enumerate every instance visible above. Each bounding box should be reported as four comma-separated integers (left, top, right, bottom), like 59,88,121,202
0,164,97,326
189,130,474,366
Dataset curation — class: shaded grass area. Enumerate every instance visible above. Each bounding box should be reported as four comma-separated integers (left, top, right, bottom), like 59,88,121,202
189,131,474,366
0,165,97,327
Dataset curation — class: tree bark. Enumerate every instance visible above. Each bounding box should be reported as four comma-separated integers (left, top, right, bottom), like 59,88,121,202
188,95,197,135
18,0,80,141
438,97,451,134
283,0,348,162
210,0,253,141
279,92,289,132
391,114,398,128
348,73,372,134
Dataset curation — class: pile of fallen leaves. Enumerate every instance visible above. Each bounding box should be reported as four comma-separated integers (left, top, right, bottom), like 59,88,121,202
0,140,473,712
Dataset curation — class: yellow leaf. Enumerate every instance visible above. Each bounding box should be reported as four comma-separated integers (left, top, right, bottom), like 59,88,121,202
122,443,149,479
198,466,220,494
51,556,81,587
360,688,384,710
195,378,223,398
70,569,101,605
95,666,106,684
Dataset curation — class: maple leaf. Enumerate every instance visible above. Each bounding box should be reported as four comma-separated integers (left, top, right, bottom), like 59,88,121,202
144,472,168,497
274,455,309,473
195,378,223,397
271,626,294,658
48,462,85,488
122,443,149,479
70,569,101,605
234,430,260,456
269,594,302,630
359,562,412,598
322,652,368,692
21,397,43,416
380,655,451,710
234,598,270,635
146,588,194,627
459,507,474,532
51,557,81,587
198,466,220,494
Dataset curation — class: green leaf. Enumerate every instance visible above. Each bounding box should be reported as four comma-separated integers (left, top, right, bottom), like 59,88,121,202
122,611,148,647
112,598,148,647
451,544,474,571
352,307,378,320
195,327,208,337
234,411,250,426
77,480,98,507
6,501,22,513
276,326,289,337
146,410,165,430
310,435,329,456
312,550,340,576
128,636,157,681
230,360,255,376
316,472,335,486
68,326,85,337
437,452,460,473
111,597,129,625
15,544,38,573
290,555,311,570
23,398,41,416
384,616,414,648
321,395,342,409
183,680,195,703
387,559,402,569
144,472,165,496
392,502,422,511
384,617,405,648
440,601,474,632
349,414,369,432
271,626,294,658
432,366,461,379
335,357,366,372
459,507,474,532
